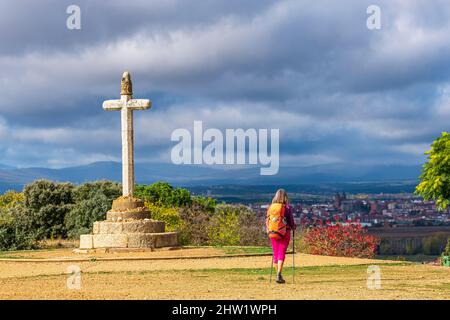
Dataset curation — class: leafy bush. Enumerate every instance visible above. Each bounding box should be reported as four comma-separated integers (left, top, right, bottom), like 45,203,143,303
302,223,380,258
192,196,217,213
0,191,24,225
72,180,121,203
23,180,74,239
0,205,37,251
64,181,121,238
208,204,241,246
144,197,262,246
145,202,183,232
422,232,448,255
135,182,192,207
65,194,109,238
236,205,266,246
206,204,266,246
177,205,212,245
0,190,24,209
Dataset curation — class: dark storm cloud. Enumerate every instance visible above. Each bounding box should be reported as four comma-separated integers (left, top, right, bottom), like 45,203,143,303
0,0,275,55
0,0,449,168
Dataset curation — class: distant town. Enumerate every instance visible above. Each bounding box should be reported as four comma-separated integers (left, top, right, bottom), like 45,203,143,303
251,192,450,228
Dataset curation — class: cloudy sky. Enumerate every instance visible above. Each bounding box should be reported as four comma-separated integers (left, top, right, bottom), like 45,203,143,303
0,0,449,170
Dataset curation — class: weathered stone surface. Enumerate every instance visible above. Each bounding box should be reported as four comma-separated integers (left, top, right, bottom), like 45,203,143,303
93,234,128,248
88,232,177,249
80,234,94,249
111,196,145,212
121,71,133,96
122,220,165,233
93,221,100,234
127,232,178,248
106,210,151,221
127,233,156,248
98,221,123,234
93,220,165,234
154,232,178,248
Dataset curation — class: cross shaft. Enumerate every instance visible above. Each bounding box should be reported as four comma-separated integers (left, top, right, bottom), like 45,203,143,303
102,72,151,197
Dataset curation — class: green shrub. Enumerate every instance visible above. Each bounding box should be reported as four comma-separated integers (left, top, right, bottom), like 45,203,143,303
177,205,212,245
0,191,24,225
65,194,109,238
135,182,192,207
192,196,217,213
0,205,37,251
24,180,73,211
0,190,24,209
64,181,121,238
236,205,266,246
208,204,241,246
72,180,121,203
145,202,182,232
23,180,74,239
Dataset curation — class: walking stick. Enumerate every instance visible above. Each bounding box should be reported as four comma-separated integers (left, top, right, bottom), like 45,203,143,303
269,237,273,283
292,228,295,284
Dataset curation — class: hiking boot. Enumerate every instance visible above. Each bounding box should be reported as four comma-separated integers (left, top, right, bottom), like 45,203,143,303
276,273,285,284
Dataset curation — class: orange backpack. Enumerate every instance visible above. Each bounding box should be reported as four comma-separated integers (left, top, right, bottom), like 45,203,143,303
266,203,287,239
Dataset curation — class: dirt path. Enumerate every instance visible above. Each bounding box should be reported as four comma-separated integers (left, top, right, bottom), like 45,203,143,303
0,248,448,299
0,250,397,278
0,264,448,300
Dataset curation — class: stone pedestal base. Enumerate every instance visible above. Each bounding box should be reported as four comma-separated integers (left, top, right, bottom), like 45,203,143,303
79,196,178,250
80,232,178,249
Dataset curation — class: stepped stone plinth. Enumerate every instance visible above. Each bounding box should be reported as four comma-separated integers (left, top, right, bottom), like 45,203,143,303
80,196,178,249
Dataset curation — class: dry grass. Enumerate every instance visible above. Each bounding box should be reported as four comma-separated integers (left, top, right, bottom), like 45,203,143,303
0,247,448,300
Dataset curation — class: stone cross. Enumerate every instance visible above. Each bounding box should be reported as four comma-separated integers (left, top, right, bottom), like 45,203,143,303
103,72,151,197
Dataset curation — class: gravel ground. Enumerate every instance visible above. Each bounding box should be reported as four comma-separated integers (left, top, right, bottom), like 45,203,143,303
0,248,448,299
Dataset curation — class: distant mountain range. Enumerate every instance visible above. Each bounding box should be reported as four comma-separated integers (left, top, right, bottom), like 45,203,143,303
0,161,422,193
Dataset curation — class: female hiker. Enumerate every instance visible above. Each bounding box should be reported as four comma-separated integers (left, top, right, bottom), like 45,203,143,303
266,189,296,284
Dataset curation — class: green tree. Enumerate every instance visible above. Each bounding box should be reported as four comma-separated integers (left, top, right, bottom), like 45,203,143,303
0,205,37,251
416,132,450,210
135,182,192,207
23,180,74,239
72,180,121,203
65,181,121,238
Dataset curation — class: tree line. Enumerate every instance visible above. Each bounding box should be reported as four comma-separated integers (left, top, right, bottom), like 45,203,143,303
0,180,266,251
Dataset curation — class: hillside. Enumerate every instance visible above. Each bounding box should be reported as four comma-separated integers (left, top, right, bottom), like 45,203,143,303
0,161,421,193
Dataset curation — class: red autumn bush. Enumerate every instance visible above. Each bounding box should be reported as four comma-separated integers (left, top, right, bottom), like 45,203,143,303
302,222,380,258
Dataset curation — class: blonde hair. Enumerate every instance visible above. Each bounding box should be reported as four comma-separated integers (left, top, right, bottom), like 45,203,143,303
272,189,289,205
